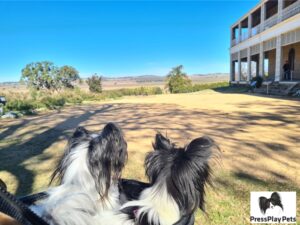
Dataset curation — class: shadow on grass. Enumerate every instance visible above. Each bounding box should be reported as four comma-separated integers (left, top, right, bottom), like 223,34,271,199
0,104,114,195
214,85,300,103
0,99,299,197
213,86,249,94
215,171,300,201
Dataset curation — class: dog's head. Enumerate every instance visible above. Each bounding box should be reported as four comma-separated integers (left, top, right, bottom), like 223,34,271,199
145,133,215,215
50,122,127,199
259,192,283,214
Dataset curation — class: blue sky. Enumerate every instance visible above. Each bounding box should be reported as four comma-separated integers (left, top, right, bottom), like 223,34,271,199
0,0,258,82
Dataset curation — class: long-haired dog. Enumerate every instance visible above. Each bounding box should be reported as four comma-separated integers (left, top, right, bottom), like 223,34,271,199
30,122,127,225
97,132,216,225
259,192,283,215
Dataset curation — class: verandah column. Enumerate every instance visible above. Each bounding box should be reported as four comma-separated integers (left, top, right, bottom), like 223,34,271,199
238,23,242,43
259,42,264,77
230,54,233,82
248,15,252,38
238,51,241,82
275,35,282,81
277,0,283,23
247,47,251,81
260,2,266,31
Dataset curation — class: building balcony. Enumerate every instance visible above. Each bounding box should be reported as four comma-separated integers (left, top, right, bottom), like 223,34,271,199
264,14,278,30
251,24,261,36
241,32,249,41
231,0,300,47
231,38,238,47
282,0,300,21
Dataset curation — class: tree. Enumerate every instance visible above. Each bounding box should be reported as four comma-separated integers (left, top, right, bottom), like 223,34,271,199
21,61,58,90
166,65,192,93
57,66,80,89
86,74,102,93
21,62,80,90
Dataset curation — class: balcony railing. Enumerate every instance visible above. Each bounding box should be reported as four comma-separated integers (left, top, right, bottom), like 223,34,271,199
251,25,261,36
231,38,238,46
241,32,249,41
264,14,278,30
282,0,300,21
231,0,300,47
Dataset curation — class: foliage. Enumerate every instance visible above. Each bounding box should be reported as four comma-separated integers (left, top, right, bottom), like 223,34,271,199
250,75,264,88
21,61,58,90
57,66,80,89
86,74,102,93
21,62,80,90
166,65,192,93
192,82,229,92
5,99,36,112
40,96,66,109
1,86,163,114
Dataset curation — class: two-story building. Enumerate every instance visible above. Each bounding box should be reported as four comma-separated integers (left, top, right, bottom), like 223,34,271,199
230,0,300,85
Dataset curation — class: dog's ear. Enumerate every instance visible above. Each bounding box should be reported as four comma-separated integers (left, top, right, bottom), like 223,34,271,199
67,126,90,149
259,197,269,214
50,126,90,185
72,126,90,139
185,136,214,161
152,133,173,151
88,123,127,198
176,136,214,212
270,192,283,210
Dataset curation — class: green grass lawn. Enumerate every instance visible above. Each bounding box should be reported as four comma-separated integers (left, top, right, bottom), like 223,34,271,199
1,90,299,224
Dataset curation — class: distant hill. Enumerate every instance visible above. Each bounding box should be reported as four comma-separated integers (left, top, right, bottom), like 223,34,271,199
0,81,20,86
0,73,229,91
101,73,228,83
102,75,165,83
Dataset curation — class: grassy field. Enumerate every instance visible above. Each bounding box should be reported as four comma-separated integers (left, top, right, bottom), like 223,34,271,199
0,90,299,224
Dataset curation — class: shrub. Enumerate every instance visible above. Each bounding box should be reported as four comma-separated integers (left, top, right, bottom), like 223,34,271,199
192,82,229,92
87,75,102,93
60,91,83,104
101,87,163,98
1,86,163,114
5,99,35,111
40,96,66,109
250,76,264,88
21,61,80,90
153,87,163,94
166,65,192,93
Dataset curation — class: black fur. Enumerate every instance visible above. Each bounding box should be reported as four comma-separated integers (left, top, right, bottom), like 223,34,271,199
50,123,127,198
88,122,128,198
145,133,214,215
259,192,283,214
0,178,7,191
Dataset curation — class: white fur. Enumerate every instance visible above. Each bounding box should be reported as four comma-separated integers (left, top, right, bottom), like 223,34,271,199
95,182,180,225
122,182,180,225
30,142,120,225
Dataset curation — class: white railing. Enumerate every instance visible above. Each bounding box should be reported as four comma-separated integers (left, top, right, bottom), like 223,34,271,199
231,38,238,46
231,39,237,46
241,32,249,41
264,14,278,30
282,0,300,21
251,25,260,36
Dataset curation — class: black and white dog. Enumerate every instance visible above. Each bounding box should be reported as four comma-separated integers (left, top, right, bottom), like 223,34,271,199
259,192,283,215
30,123,128,225
97,133,215,225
